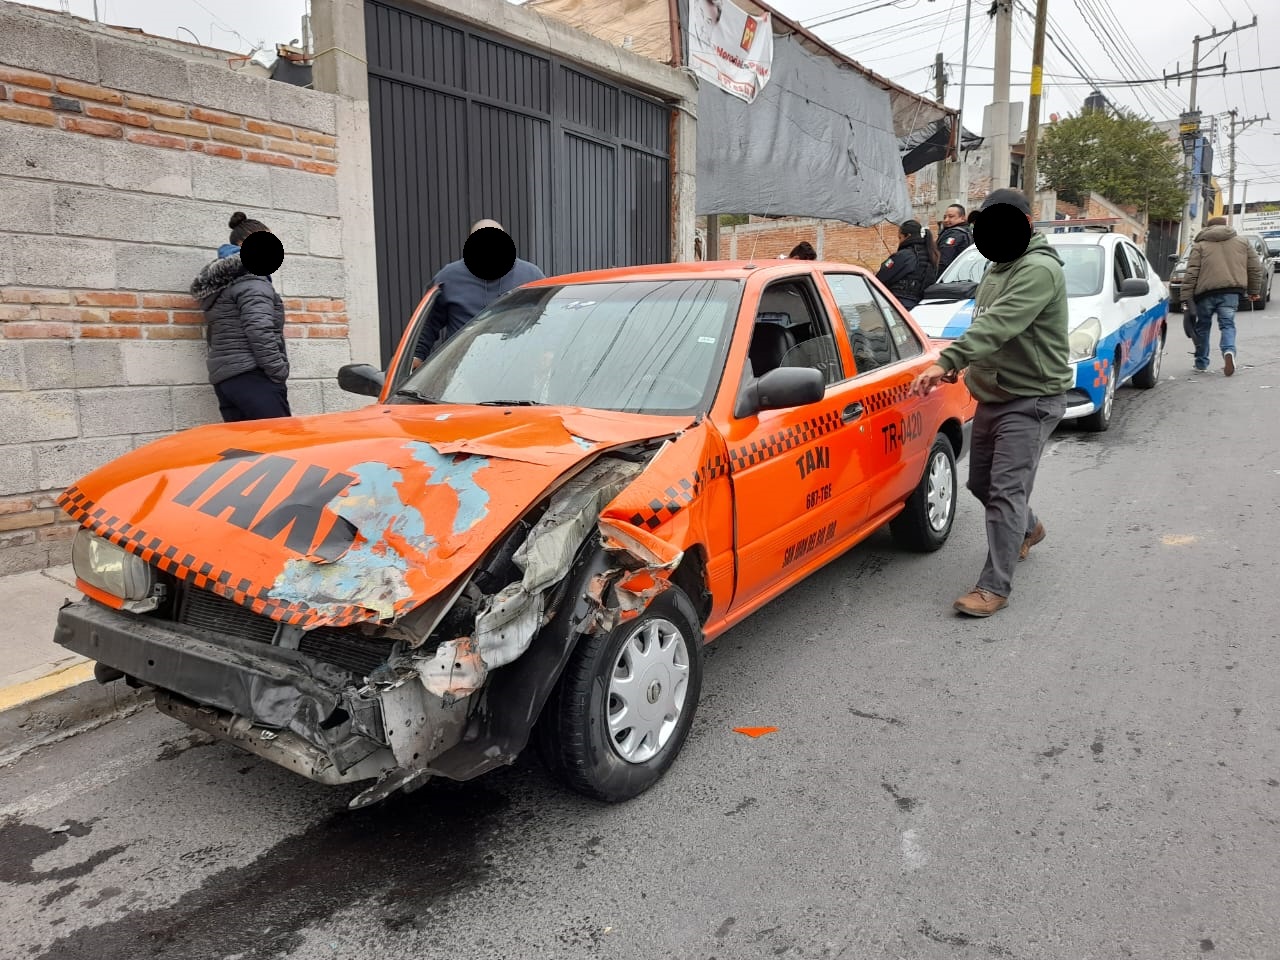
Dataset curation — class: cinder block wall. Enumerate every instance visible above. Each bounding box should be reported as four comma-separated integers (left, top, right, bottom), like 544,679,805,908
714,218,904,271
0,2,364,574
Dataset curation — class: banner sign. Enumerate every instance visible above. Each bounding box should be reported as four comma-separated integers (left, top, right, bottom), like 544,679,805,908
688,0,774,104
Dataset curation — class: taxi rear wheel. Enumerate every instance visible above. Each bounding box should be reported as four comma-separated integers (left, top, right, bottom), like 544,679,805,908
890,434,957,553
537,585,704,803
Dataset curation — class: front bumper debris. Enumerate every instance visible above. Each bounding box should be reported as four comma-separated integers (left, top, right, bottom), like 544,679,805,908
54,600,471,790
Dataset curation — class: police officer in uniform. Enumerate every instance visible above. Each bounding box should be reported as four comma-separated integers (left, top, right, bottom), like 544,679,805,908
937,203,973,273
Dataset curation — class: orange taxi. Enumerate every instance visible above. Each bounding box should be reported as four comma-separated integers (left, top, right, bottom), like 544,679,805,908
53,260,974,808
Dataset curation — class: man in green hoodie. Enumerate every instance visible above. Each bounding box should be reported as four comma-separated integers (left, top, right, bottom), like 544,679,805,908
911,189,1073,617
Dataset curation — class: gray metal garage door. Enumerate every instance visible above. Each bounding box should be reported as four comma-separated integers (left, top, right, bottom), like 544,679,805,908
365,0,674,363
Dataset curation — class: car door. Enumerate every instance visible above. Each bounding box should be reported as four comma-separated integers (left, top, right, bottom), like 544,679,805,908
720,272,869,610
1120,242,1165,373
820,272,940,520
378,288,440,402
1107,240,1139,379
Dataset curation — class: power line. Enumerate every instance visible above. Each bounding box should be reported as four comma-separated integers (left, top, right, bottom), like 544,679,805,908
835,6,965,56
1071,0,1163,118
806,0,924,30
958,64,1280,88
1084,0,1185,116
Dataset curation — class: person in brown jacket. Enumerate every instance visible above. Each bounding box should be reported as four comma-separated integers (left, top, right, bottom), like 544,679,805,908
1182,217,1265,376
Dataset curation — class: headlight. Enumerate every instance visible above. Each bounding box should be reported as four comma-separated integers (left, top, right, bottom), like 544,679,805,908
72,529,155,602
1068,317,1102,363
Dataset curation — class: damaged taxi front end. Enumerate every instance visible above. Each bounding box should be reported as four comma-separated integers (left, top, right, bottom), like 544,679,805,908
54,274,742,807
54,415,693,808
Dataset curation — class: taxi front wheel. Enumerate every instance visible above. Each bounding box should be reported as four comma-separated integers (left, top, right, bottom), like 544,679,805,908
537,585,704,803
890,434,957,552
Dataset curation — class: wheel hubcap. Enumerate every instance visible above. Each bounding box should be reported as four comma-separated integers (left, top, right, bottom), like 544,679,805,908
1152,341,1162,380
926,449,954,532
1103,367,1115,419
606,618,690,764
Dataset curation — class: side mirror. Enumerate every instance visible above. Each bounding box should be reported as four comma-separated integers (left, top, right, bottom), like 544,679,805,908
338,363,386,397
736,367,825,417
1120,278,1149,298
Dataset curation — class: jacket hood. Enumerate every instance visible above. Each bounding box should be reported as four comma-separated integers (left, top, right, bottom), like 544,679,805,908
192,254,249,308
991,231,1063,271
59,404,688,630
1195,224,1237,243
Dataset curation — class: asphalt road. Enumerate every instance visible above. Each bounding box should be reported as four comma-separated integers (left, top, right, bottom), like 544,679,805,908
4,295,1279,960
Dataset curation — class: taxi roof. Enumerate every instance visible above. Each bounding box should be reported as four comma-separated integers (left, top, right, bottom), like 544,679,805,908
523,259,873,287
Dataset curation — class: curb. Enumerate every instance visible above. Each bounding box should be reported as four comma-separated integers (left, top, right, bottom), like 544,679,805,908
0,659,152,768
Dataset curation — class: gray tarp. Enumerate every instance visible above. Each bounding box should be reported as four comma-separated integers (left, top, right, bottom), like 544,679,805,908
690,30,911,225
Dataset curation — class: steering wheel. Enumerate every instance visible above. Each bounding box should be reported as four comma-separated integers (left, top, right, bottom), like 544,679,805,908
636,373,702,406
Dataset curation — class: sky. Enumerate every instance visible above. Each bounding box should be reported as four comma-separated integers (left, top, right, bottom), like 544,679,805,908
25,0,1280,201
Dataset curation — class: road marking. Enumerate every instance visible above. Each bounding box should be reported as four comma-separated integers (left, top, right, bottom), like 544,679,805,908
0,660,94,712
0,740,162,821
1160,534,1199,546
901,829,929,870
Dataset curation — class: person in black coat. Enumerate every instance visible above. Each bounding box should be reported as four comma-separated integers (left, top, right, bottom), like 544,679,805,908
875,220,940,311
190,212,291,422
936,203,974,273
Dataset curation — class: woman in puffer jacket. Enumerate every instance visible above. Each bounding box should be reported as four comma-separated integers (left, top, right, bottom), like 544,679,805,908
190,212,291,421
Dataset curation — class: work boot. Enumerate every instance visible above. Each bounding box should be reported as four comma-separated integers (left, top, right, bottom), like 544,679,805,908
954,588,1008,617
1224,350,1235,377
1020,521,1046,561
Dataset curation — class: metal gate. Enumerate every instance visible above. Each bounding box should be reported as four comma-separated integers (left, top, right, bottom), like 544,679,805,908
1145,220,1181,280
365,0,674,363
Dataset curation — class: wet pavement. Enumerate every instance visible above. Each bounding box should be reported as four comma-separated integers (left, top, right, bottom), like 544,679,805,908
3,301,1279,960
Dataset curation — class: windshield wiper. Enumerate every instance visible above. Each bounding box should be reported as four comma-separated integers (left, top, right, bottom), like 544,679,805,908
475,399,545,406
393,388,442,404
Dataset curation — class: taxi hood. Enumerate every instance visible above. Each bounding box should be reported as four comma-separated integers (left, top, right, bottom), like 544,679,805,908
60,404,686,630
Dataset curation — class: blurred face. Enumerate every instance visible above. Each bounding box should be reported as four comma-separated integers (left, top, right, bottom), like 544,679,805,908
942,206,965,228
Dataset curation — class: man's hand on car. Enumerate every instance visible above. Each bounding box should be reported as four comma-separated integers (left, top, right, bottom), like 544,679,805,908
911,363,958,396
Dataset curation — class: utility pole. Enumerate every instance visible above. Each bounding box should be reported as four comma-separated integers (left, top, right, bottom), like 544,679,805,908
989,0,1014,192
1226,109,1269,226
1021,0,1050,216
956,0,973,155
1173,16,1257,253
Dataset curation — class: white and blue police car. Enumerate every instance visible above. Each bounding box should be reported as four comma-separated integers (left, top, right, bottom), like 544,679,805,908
912,231,1169,432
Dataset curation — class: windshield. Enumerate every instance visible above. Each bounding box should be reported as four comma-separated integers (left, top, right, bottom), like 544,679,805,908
1266,237,1280,256
398,279,742,416
933,243,1105,296
936,246,990,285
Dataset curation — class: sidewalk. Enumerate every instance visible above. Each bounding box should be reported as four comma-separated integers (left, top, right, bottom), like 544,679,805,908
0,565,149,764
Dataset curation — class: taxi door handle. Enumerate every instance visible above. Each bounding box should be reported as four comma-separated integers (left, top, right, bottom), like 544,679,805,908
842,402,864,423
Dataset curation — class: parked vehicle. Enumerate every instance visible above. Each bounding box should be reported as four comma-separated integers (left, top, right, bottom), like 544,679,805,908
912,232,1168,432
1237,234,1275,308
1168,250,1190,313
1264,234,1280,272
53,261,974,808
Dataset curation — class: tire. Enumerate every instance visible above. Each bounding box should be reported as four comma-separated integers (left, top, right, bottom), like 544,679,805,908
890,434,957,552
1080,354,1117,433
539,585,704,803
1132,329,1164,389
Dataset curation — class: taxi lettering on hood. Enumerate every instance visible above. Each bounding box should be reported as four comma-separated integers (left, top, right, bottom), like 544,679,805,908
173,448,359,561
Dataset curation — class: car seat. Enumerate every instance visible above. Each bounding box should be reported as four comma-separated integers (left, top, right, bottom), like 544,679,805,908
749,322,798,377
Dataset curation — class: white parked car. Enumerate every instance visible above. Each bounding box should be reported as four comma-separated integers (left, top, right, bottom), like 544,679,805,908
912,232,1170,432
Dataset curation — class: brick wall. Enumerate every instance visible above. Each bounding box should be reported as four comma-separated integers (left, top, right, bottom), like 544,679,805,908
715,218,908,272
0,1,362,574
